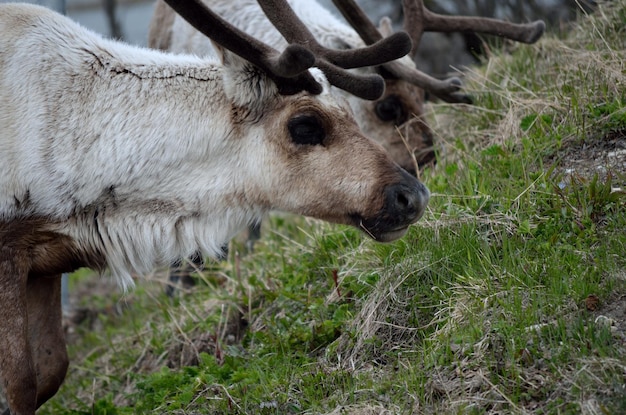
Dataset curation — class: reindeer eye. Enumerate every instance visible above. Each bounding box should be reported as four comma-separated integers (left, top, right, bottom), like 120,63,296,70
375,95,407,125
288,114,325,146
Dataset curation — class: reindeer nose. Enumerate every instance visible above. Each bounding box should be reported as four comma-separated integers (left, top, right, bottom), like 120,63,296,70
385,174,429,223
357,169,429,242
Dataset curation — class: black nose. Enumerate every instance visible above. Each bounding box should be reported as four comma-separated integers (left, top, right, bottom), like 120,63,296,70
385,178,429,224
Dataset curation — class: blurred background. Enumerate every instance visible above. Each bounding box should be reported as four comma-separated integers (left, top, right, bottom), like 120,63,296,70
1,0,597,77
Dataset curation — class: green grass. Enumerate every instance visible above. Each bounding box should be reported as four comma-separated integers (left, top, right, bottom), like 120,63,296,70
33,2,626,414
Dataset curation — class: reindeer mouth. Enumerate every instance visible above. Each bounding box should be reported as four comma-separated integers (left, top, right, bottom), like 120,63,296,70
350,209,424,243
362,224,410,243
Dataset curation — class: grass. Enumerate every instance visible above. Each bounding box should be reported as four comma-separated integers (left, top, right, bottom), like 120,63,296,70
27,2,626,414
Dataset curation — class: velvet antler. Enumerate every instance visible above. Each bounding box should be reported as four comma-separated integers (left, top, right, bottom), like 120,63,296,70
163,0,412,100
331,0,545,104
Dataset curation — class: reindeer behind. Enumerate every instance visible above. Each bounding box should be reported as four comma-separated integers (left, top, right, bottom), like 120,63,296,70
0,1,429,413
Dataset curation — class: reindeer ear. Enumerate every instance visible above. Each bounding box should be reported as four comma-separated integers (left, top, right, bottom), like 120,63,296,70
211,40,279,109
378,17,394,38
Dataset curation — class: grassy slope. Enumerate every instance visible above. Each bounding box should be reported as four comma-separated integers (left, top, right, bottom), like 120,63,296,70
37,2,626,414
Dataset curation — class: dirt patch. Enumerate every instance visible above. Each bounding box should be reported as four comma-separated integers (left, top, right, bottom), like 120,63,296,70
551,128,626,189
590,280,626,349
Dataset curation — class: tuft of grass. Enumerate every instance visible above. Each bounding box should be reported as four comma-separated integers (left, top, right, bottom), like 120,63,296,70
23,2,626,414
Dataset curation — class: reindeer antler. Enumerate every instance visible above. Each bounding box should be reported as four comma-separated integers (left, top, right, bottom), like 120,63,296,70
162,0,412,100
256,0,416,100
402,0,545,56
331,0,545,104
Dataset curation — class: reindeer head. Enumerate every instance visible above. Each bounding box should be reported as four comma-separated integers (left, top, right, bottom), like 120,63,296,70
329,0,545,173
215,67,427,242
159,0,430,243
345,64,435,176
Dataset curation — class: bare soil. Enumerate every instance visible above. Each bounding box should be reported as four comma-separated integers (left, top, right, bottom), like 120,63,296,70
552,128,626,189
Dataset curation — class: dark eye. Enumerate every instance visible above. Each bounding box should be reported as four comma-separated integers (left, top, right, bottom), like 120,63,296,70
288,114,325,146
375,95,407,125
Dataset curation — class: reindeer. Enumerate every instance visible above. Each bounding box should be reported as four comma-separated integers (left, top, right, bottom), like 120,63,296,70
0,0,430,412
149,0,545,287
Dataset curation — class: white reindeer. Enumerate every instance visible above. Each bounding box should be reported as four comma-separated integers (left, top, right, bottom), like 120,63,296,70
0,0,429,412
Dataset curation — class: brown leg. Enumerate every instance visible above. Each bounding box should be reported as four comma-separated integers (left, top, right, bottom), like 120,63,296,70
0,254,37,415
26,275,68,409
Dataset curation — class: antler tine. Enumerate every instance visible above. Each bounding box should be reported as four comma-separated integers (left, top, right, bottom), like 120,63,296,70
400,0,425,58
256,0,412,100
384,60,469,103
162,0,321,95
415,0,546,45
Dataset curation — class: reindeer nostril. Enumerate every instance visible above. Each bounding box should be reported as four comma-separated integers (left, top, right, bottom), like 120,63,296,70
396,192,409,208
384,168,429,225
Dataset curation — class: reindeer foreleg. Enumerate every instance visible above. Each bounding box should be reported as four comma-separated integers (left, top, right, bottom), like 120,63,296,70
0,253,37,415
26,275,68,410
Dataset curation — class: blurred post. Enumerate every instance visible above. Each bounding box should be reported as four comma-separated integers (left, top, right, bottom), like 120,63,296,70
104,0,124,39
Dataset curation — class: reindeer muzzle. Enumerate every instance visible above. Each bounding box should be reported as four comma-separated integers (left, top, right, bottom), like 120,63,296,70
357,169,429,242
